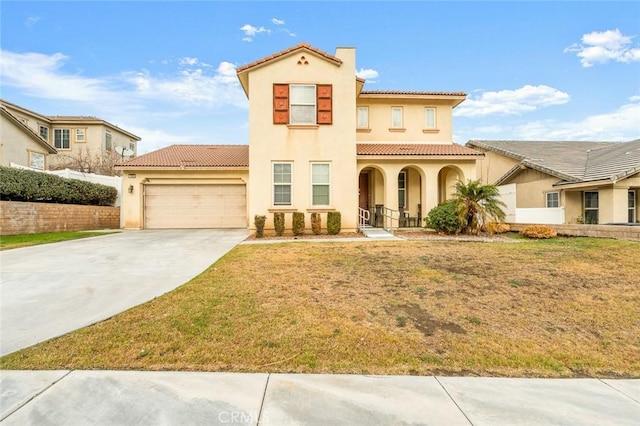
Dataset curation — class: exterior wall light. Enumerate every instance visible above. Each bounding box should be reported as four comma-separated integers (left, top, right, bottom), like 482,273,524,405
128,185,134,193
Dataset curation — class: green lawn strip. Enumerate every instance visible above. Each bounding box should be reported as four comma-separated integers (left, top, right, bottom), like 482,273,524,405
0,231,119,250
1,238,638,378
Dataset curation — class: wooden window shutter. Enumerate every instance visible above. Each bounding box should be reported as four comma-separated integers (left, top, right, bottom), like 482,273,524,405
317,84,332,125
273,84,289,124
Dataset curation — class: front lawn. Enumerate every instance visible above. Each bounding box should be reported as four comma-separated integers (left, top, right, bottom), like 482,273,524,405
1,237,638,378
0,231,119,250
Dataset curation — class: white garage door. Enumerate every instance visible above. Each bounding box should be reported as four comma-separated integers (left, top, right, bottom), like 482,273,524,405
144,184,246,229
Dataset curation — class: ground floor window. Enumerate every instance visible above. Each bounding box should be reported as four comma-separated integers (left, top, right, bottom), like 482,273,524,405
629,190,636,223
546,191,559,208
584,191,599,224
311,163,330,206
273,163,292,206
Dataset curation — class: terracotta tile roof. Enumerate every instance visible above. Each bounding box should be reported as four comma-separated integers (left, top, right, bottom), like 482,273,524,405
360,90,467,97
357,143,482,156
117,144,249,168
236,42,342,73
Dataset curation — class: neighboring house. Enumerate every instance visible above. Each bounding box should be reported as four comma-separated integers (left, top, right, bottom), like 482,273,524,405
117,42,482,230
0,99,141,175
467,140,640,225
1,106,57,169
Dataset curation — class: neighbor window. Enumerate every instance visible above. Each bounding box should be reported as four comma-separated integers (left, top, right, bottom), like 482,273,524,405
584,191,599,224
290,84,316,125
311,163,330,206
29,152,44,170
39,126,49,141
546,192,559,208
53,129,70,149
391,107,403,128
398,171,407,209
629,190,636,223
424,107,436,129
105,132,112,151
129,142,135,153
357,107,369,128
273,163,292,206
75,128,86,142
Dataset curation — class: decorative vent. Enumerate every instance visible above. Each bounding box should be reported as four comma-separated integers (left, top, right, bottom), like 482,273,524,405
297,55,309,65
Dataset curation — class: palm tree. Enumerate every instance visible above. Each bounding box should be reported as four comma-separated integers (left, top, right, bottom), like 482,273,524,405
452,180,506,235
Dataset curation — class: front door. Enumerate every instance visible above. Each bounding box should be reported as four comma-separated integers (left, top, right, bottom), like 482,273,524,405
359,172,369,211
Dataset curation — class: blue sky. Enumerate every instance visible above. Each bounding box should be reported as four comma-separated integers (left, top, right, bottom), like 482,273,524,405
1,1,639,154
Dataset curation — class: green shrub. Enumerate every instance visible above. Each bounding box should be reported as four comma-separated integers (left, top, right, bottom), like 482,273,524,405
311,212,322,235
521,225,557,239
327,211,341,235
425,200,461,234
254,215,266,238
273,212,285,236
292,212,305,236
0,166,117,206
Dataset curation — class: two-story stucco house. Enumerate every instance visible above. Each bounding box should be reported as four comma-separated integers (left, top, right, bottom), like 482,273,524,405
117,43,482,231
0,99,141,175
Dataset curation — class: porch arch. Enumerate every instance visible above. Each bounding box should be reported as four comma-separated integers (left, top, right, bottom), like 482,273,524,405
438,165,465,203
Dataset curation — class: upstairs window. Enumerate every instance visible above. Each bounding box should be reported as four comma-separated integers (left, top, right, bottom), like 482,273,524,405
391,107,403,128
424,107,436,129
54,129,70,149
546,192,559,208
75,128,86,142
39,126,49,141
357,107,369,128
273,84,332,125
105,132,112,151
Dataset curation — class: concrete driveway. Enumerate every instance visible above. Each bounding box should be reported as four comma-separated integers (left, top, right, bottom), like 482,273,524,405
0,229,249,356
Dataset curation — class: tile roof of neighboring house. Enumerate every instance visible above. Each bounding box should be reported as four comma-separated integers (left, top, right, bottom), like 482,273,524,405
466,139,640,185
0,106,58,154
117,145,249,168
357,143,482,156
360,90,467,97
236,42,342,73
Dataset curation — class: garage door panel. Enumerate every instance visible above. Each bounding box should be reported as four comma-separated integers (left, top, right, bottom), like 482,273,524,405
144,184,246,229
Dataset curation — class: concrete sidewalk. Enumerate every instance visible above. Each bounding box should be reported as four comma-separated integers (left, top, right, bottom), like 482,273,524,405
1,371,638,425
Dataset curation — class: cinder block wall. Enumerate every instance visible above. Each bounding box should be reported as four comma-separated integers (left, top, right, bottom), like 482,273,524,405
508,223,640,242
0,201,120,235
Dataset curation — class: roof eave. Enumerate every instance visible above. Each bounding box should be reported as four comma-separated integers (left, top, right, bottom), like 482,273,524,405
115,165,249,171
357,154,483,160
1,108,58,154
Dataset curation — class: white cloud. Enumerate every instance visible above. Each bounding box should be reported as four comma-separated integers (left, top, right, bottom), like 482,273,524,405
514,98,640,141
564,29,640,67
0,50,120,103
25,16,41,28
454,85,570,117
240,24,270,42
272,18,285,25
356,68,379,82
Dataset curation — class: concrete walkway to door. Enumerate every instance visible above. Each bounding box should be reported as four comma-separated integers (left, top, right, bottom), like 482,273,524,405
0,229,249,356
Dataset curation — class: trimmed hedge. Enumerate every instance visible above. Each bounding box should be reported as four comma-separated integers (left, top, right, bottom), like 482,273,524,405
292,212,305,236
0,166,117,206
311,212,322,235
273,212,285,236
254,215,266,238
327,211,341,235
425,200,461,234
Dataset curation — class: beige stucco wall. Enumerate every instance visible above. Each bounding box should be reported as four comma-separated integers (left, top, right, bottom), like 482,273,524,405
0,115,51,168
505,169,561,208
356,99,455,143
246,47,359,231
474,150,520,185
119,169,249,229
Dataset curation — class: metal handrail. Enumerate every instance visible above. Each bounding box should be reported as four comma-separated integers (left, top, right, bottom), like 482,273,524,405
381,207,400,231
358,207,370,232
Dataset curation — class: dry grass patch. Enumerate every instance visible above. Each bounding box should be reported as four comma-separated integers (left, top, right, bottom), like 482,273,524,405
1,237,638,377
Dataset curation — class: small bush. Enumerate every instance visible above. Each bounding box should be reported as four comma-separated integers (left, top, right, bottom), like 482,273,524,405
521,225,557,239
292,212,305,236
327,211,341,235
273,212,285,236
425,201,461,234
254,215,266,238
486,222,511,234
311,212,322,235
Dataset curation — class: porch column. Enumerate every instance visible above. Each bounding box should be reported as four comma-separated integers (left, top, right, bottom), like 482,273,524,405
609,186,630,223
423,168,440,214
